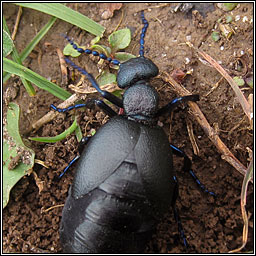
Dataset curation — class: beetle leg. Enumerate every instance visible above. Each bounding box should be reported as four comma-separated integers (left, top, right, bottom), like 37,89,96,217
58,136,93,179
64,58,123,108
94,99,118,117
172,176,188,247
155,95,199,117
170,144,216,197
51,102,90,113
58,155,80,179
78,136,91,154
51,99,118,117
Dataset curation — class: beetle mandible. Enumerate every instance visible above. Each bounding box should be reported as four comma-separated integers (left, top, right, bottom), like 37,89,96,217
52,11,215,253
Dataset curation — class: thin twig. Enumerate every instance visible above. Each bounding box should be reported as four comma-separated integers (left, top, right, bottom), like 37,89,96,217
145,3,170,10
204,77,224,97
41,204,64,213
11,6,23,40
32,171,44,194
56,47,68,86
114,8,124,32
162,72,251,182
186,119,200,156
28,94,80,133
186,42,253,125
229,160,253,253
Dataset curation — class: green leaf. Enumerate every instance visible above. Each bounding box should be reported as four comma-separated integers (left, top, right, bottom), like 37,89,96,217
97,71,116,86
3,30,14,57
29,119,78,143
217,3,238,11
3,57,71,101
90,36,101,45
226,15,233,23
222,3,238,11
114,52,136,63
211,31,220,42
63,42,82,57
16,3,105,37
75,123,83,142
112,90,123,98
245,76,253,88
108,28,131,52
233,76,245,87
3,103,35,208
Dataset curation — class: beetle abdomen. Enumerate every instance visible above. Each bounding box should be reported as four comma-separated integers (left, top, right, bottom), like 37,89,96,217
60,117,175,253
60,158,157,253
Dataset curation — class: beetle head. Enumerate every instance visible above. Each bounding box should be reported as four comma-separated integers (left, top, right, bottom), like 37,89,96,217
117,57,159,89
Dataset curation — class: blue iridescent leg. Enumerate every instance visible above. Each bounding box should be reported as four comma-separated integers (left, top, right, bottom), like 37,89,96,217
156,95,199,117
172,175,188,247
58,136,92,179
51,99,118,117
59,155,80,179
52,100,118,179
171,144,216,197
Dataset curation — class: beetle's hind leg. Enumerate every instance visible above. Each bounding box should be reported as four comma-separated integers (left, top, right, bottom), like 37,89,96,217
55,136,92,179
170,144,216,197
156,95,199,117
172,176,188,247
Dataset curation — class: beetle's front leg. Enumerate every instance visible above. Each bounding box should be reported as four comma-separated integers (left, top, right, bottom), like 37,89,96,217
51,99,119,118
64,58,123,108
51,99,119,179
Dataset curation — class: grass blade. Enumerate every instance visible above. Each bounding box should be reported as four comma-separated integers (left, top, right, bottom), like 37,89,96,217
3,16,57,83
15,3,105,37
29,119,78,143
3,16,36,96
3,57,71,101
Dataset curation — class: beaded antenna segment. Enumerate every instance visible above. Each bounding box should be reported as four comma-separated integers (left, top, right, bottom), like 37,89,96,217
63,34,120,66
63,10,149,66
139,11,149,57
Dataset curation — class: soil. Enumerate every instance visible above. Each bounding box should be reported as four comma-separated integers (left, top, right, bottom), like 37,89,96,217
3,3,253,254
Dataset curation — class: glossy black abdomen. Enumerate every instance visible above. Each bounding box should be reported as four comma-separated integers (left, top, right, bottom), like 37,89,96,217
60,116,174,253
60,156,157,253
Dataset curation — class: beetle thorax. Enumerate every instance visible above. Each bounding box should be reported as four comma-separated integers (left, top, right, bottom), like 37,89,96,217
123,82,159,121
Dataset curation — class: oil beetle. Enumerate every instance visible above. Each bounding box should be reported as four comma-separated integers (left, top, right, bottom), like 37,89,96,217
51,11,215,253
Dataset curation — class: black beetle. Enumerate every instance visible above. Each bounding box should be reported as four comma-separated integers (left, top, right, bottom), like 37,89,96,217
51,11,214,253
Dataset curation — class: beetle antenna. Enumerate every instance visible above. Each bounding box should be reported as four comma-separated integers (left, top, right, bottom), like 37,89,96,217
139,11,149,57
62,33,120,66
